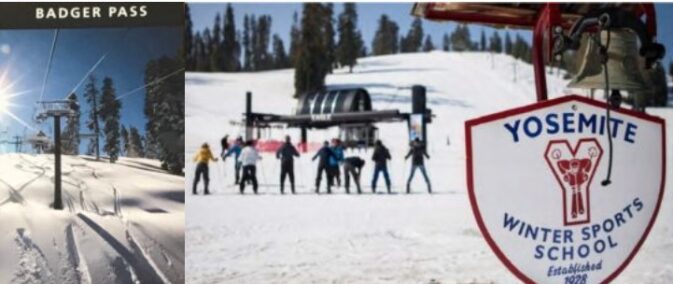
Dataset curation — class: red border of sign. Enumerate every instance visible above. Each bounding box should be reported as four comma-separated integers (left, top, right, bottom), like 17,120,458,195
544,138,603,226
464,95,666,283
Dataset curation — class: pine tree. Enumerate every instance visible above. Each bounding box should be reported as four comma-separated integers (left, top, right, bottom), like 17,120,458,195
336,3,362,73
272,34,289,69
143,133,157,159
202,28,213,71
209,13,223,72
422,35,434,52
451,24,472,52
401,18,423,53
480,30,486,51
322,3,336,72
489,31,503,53
289,11,300,67
254,15,273,70
442,33,450,51
372,14,399,55
222,4,240,71
83,75,101,160
505,32,513,55
294,3,330,97
184,4,194,70
194,32,208,71
249,16,258,69
243,15,252,70
99,77,121,163
120,125,129,156
61,93,80,155
128,127,145,158
144,56,185,174
512,34,532,63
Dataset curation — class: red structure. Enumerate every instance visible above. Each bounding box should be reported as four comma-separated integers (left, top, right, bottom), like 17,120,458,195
412,3,658,102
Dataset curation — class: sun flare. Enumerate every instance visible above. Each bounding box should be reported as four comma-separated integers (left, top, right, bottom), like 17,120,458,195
0,91,10,115
0,67,36,131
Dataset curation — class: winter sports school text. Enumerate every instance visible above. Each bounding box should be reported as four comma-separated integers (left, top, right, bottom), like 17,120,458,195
503,197,643,262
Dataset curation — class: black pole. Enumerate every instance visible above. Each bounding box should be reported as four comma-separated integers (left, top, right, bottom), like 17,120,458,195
54,116,63,210
411,85,427,145
245,91,252,141
300,127,307,152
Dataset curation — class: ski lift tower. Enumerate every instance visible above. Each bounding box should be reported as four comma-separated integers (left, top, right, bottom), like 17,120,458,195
36,94,78,210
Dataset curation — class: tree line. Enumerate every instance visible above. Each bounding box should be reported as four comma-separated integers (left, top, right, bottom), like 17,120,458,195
185,3,364,74
60,55,185,175
184,3,365,94
372,19,533,63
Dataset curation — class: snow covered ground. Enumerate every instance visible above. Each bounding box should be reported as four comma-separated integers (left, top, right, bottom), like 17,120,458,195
0,154,185,283
186,51,673,283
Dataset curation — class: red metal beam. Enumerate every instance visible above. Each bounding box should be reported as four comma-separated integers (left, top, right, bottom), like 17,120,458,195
423,6,537,27
640,3,657,38
532,4,554,102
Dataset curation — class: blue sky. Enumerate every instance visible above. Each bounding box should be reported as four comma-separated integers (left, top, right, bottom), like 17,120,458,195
0,27,181,153
189,3,673,69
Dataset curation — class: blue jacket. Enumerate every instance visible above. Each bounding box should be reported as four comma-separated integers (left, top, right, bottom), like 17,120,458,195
312,146,336,166
224,144,242,161
328,146,344,166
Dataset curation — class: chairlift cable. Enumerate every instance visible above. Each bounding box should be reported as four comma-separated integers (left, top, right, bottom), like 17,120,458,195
67,28,132,97
39,29,59,103
115,68,185,101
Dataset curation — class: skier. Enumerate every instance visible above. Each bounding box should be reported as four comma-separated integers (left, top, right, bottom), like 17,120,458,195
312,141,336,194
239,140,261,194
343,156,365,194
328,138,345,187
405,138,432,194
223,136,243,184
276,135,300,194
192,143,218,195
371,140,392,193
220,134,230,157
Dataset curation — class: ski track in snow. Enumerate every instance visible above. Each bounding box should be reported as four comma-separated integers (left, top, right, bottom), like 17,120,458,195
12,229,55,284
1,154,184,284
0,155,49,207
186,52,673,283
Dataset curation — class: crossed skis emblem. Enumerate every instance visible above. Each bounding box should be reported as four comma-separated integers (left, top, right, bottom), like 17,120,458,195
544,138,603,226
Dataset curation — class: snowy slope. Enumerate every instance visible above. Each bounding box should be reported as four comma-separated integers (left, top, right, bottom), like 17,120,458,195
186,51,673,283
0,154,185,283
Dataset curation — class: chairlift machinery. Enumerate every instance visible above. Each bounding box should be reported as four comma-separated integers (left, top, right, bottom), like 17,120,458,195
242,85,432,151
